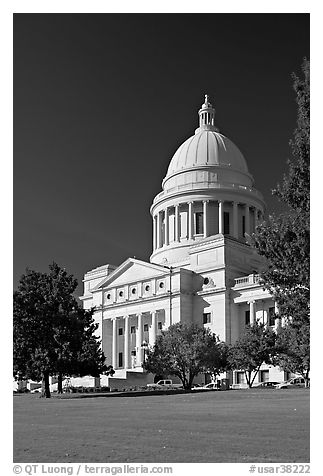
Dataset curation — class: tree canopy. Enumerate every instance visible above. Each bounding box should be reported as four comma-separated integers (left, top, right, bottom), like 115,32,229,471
228,323,277,388
13,262,107,397
252,59,309,323
143,322,228,389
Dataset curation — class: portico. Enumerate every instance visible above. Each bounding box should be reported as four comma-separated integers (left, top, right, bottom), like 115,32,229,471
109,310,162,370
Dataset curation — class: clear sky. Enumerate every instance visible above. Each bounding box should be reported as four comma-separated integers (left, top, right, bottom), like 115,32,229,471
13,13,309,296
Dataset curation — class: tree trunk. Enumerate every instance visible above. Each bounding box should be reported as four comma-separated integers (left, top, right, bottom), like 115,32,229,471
304,369,310,388
245,371,252,388
57,372,63,394
41,371,51,398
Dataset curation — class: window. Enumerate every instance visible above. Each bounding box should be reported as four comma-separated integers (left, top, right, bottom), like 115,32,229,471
119,290,124,297
195,212,204,234
159,282,164,289
157,322,163,330
131,288,136,295
118,328,123,336
245,310,250,325
203,277,209,285
106,293,111,300
144,324,149,332
236,371,245,384
268,307,275,326
130,326,136,334
242,216,246,236
260,370,269,383
223,212,230,235
145,284,150,292
118,352,123,368
203,312,211,324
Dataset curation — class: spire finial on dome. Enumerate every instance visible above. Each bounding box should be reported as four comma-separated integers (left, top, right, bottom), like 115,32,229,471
203,94,211,107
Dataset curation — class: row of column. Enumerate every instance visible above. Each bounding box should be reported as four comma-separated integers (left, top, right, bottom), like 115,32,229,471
153,200,263,250
247,300,280,329
111,311,158,370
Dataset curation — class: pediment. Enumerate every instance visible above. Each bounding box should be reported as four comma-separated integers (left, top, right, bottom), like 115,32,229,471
92,258,168,290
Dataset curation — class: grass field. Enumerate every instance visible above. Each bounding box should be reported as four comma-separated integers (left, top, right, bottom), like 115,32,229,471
13,388,310,463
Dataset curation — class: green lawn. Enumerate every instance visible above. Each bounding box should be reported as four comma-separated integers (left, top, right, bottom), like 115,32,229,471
13,389,310,463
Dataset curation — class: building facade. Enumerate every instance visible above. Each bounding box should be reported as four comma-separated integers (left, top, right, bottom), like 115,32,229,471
80,96,286,389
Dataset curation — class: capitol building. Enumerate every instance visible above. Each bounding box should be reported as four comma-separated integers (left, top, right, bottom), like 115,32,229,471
80,96,286,389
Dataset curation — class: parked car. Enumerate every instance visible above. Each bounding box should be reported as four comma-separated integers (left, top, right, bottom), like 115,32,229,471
191,382,220,391
253,381,281,388
146,379,183,390
275,377,309,389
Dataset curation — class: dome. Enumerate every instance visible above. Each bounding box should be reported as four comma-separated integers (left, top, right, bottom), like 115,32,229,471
162,95,253,192
166,130,249,177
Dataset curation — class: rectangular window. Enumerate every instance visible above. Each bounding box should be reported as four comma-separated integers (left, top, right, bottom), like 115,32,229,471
236,371,245,384
245,310,250,326
260,370,269,382
195,212,204,234
118,352,123,368
157,322,163,330
242,216,246,236
118,328,123,336
143,323,149,332
223,212,230,235
203,312,211,324
130,326,136,334
268,307,275,326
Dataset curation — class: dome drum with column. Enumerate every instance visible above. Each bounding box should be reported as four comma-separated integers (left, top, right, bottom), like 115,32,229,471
150,96,265,266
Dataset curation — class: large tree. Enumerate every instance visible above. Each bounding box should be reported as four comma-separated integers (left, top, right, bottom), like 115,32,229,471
228,323,277,388
251,59,310,378
143,322,228,390
252,59,309,322
13,262,107,397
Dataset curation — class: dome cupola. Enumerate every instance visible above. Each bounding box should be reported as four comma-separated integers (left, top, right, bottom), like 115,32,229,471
195,94,219,133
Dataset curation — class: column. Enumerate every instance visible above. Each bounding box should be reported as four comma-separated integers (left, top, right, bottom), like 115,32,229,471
124,315,129,369
249,301,256,325
203,200,208,238
232,202,238,238
264,308,269,327
153,216,157,251
164,207,169,246
136,313,143,366
150,310,157,346
274,301,281,331
218,200,223,234
157,212,162,248
188,202,194,240
254,208,259,229
112,318,118,369
245,205,250,236
175,204,180,242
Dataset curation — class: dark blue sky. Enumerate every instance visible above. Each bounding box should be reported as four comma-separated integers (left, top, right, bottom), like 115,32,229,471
14,13,309,296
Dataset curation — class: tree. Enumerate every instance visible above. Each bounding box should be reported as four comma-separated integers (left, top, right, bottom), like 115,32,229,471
13,262,107,397
274,322,310,387
251,59,310,380
143,322,228,390
252,59,309,323
228,323,276,388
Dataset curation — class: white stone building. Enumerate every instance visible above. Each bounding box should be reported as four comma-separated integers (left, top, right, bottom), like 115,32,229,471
80,96,287,389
